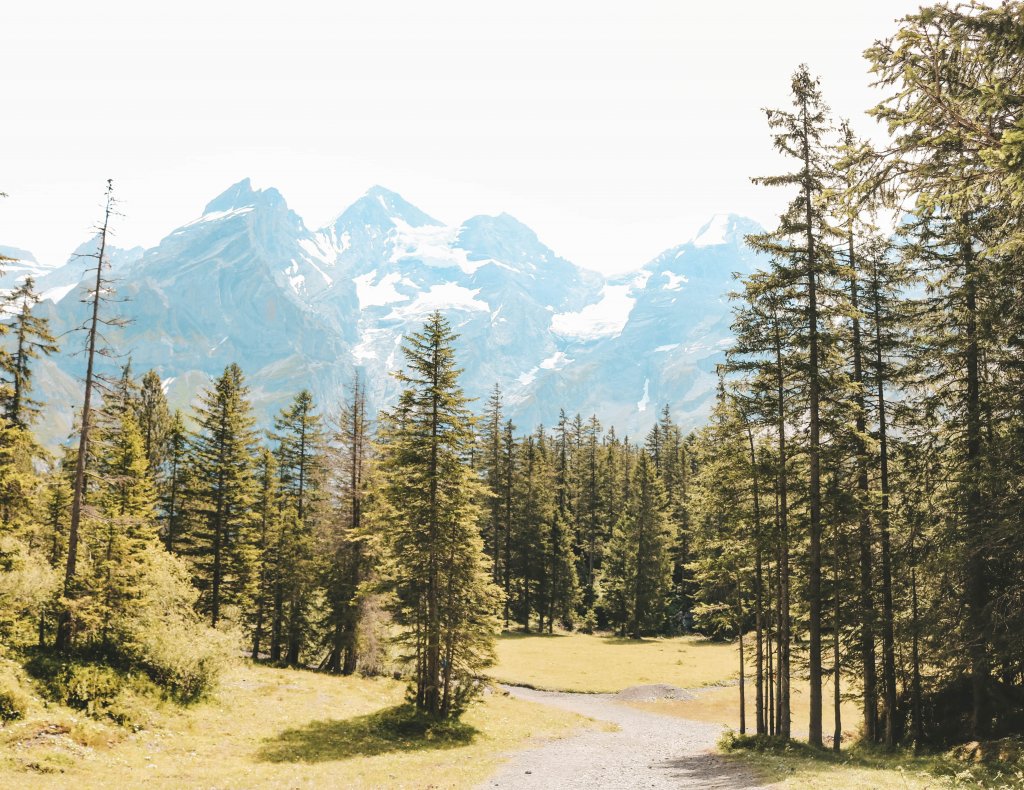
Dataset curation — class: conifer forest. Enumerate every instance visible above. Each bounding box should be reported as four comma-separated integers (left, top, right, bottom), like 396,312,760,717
2,3,1024,788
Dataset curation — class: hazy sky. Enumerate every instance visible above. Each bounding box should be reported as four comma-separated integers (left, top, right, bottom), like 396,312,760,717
4,1,923,274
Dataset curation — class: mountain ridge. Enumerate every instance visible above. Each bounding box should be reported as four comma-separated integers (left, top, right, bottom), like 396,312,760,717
1,183,764,446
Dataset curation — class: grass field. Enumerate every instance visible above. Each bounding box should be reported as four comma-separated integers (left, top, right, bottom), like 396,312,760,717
720,737,1024,790
487,631,740,692
630,679,863,743
0,660,590,789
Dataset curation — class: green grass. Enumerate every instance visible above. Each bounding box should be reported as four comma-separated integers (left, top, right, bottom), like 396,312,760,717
487,630,740,692
0,660,591,789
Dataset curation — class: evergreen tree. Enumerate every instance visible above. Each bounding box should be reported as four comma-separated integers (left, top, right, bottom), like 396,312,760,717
602,453,674,638
87,410,157,651
186,363,259,627
377,312,500,718
249,447,279,660
747,64,838,747
160,410,189,553
58,179,120,652
320,376,376,674
135,369,172,472
269,389,326,666
0,277,59,428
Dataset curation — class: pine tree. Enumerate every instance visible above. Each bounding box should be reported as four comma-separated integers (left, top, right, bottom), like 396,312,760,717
135,369,172,473
867,6,1024,737
270,389,326,666
603,453,674,638
186,363,259,627
249,447,279,660
0,277,59,428
579,415,602,613
320,376,376,674
377,312,500,718
88,410,158,651
479,383,504,585
160,410,189,553
747,64,837,747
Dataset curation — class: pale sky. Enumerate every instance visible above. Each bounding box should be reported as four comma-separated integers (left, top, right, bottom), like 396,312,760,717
3,0,923,275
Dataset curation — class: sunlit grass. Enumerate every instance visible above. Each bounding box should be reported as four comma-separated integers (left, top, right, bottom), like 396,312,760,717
629,677,863,742
0,660,590,789
486,630,740,693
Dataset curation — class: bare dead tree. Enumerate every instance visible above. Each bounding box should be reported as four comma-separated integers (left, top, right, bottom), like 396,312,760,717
56,179,128,651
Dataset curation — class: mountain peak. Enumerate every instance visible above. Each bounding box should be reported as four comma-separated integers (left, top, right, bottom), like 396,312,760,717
202,178,286,215
690,213,761,248
331,186,440,233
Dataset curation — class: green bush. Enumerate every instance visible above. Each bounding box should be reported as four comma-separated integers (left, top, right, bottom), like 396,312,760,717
56,664,124,716
0,669,31,721
128,620,230,702
114,547,232,702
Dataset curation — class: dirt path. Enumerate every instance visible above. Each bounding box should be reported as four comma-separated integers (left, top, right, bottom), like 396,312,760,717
481,686,768,789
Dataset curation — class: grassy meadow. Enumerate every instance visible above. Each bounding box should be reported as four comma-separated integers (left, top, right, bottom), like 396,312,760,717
487,630,740,692
0,660,589,789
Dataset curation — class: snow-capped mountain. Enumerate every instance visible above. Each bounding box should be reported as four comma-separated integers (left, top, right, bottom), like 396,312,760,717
3,182,764,445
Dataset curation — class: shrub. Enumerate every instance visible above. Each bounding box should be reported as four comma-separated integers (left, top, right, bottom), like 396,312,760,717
114,547,232,702
26,658,159,726
57,663,124,715
0,534,59,649
0,669,31,721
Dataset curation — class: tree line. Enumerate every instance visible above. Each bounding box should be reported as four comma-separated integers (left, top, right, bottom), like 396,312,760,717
0,263,695,719
686,1,1024,753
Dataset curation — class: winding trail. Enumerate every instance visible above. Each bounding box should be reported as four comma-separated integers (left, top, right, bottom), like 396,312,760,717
482,686,768,789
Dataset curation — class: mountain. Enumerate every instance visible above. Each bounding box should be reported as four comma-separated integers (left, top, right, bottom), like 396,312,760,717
3,184,764,445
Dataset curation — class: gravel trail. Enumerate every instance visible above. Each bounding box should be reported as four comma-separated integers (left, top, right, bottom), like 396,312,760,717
481,686,768,789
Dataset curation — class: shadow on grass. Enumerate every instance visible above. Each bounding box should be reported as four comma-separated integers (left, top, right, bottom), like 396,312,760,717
496,630,567,641
600,635,659,644
256,704,478,764
718,733,1017,787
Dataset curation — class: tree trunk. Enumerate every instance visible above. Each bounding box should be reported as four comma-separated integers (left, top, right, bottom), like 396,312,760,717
747,423,766,735
848,230,878,744
872,265,898,748
961,241,990,739
802,111,824,748
774,325,791,740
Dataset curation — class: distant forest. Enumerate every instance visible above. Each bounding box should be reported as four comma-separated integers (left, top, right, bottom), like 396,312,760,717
0,0,1022,754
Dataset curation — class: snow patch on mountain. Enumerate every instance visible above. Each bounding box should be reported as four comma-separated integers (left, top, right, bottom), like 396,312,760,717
389,219,491,275
41,283,77,304
662,271,688,290
517,350,574,388
354,270,412,308
386,283,489,319
352,327,392,362
551,284,636,340
539,351,573,370
637,378,651,412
